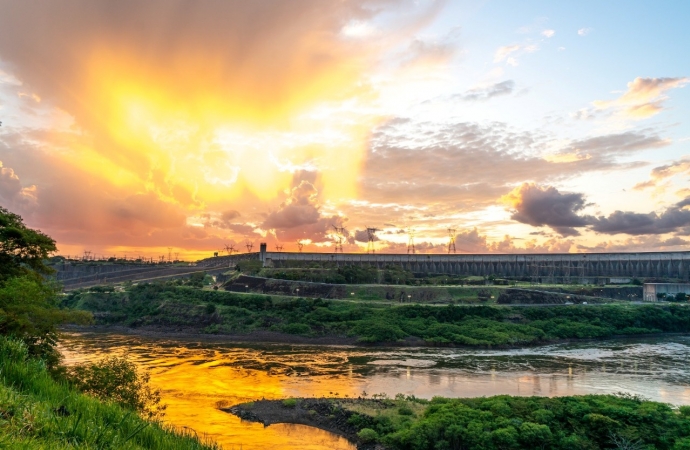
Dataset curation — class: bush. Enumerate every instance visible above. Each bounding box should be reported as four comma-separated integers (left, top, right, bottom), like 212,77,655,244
282,398,297,408
66,355,165,419
398,405,414,416
357,428,379,443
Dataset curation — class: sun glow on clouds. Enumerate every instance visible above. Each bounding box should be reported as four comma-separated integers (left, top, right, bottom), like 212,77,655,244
1,1,688,257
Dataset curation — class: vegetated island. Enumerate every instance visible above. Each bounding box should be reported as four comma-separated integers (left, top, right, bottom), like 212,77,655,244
223,394,690,450
62,281,690,347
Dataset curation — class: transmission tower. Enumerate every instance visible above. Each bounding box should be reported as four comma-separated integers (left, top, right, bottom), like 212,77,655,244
245,241,253,253
297,240,304,252
407,228,416,254
448,228,457,254
224,244,236,255
174,252,179,261
332,225,347,253
366,227,380,254
167,247,172,262
83,250,92,261
275,244,283,252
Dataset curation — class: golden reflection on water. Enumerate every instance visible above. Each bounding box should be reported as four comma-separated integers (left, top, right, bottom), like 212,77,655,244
60,336,356,450
59,333,690,449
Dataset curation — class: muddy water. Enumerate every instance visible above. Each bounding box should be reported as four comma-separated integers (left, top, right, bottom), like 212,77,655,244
60,333,690,450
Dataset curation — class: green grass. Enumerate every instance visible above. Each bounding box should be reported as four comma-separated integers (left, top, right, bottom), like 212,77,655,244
0,336,219,449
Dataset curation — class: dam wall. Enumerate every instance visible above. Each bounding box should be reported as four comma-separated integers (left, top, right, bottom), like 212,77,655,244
240,250,690,281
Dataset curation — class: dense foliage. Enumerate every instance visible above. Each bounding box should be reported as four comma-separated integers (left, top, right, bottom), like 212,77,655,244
0,207,91,367
0,336,217,449
345,394,690,450
63,282,690,346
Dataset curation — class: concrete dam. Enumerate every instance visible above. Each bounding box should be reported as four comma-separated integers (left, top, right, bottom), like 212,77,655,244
200,246,690,281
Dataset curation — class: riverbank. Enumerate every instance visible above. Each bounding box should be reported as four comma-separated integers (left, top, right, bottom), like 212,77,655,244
60,283,690,347
224,395,690,450
62,324,690,351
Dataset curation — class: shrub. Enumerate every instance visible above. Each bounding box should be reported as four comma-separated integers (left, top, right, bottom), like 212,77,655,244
357,428,379,443
282,398,297,408
398,405,414,416
66,355,165,420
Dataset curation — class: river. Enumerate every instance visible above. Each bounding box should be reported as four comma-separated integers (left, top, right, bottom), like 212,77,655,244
59,332,690,450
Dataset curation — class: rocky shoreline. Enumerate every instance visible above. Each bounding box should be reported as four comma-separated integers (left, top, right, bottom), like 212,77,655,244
220,398,386,450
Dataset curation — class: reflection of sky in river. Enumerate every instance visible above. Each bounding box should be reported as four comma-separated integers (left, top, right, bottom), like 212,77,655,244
59,333,690,450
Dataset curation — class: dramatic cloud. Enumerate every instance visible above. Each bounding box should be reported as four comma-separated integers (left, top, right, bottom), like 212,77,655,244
502,183,591,236
454,80,515,101
0,0,444,224
594,77,689,119
503,182,690,237
590,197,690,235
262,179,345,243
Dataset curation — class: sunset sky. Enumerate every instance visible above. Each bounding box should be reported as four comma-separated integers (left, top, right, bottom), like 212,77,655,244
0,0,689,259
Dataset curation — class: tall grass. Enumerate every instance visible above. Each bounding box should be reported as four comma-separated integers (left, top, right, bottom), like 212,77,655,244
0,336,219,449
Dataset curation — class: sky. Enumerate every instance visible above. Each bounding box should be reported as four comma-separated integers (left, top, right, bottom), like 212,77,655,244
0,0,689,260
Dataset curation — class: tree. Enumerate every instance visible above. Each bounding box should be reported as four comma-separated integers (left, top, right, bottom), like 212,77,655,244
0,206,56,280
0,207,91,367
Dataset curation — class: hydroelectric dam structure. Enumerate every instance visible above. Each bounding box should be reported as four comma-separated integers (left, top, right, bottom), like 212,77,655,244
196,245,690,282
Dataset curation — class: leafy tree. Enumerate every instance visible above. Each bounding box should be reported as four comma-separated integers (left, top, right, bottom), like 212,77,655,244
0,207,91,366
0,206,56,280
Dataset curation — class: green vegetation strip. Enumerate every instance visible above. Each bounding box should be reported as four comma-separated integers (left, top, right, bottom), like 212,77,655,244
228,395,690,450
0,336,218,449
63,283,690,345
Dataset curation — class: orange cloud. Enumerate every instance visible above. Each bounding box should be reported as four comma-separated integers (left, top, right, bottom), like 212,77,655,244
0,1,448,256
593,76,689,119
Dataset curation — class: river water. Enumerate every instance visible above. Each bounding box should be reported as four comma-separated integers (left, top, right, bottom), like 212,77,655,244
59,333,690,450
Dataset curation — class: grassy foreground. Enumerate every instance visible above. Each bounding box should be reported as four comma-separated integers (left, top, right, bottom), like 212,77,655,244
63,283,690,346
229,395,690,450
0,336,218,449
